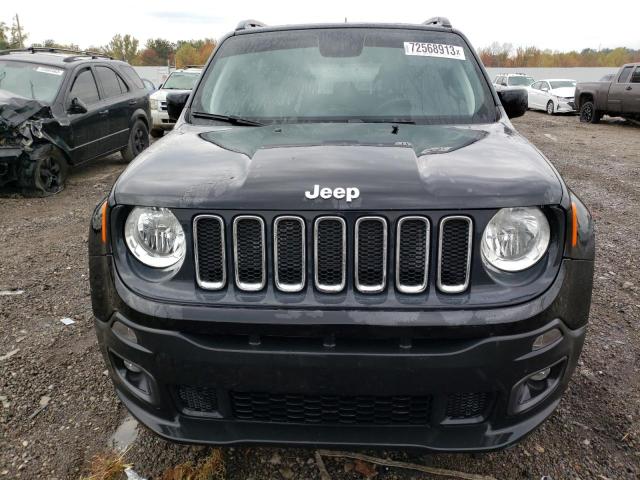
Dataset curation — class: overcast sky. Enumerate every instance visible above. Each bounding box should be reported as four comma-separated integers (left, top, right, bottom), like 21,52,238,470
6,0,639,52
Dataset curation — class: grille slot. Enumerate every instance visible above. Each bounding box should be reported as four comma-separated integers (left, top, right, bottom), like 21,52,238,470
445,392,490,420
314,217,346,293
355,217,387,293
194,215,226,290
274,216,305,292
177,385,218,414
437,216,472,293
396,216,430,293
233,216,266,291
231,391,432,425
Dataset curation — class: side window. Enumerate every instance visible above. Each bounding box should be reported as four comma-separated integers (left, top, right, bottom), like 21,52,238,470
119,65,145,90
618,66,633,83
541,82,549,91
531,82,540,90
631,67,640,84
117,74,130,94
70,69,100,104
96,66,123,98
494,76,501,84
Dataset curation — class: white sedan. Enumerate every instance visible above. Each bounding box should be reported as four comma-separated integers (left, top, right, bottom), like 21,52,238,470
528,79,577,114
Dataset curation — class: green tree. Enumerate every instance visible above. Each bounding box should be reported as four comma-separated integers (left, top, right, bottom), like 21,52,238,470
145,38,175,63
9,14,27,48
105,34,139,63
0,22,9,50
174,43,199,68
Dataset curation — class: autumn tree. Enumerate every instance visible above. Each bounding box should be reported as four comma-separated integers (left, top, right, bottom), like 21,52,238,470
0,22,8,50
104,34,139,63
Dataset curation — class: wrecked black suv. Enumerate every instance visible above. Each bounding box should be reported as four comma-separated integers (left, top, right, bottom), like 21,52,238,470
0,48,150,195
89,19,595,451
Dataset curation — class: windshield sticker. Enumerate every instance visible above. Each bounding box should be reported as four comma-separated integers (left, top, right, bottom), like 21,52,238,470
35,66,64,76
404,42,466,60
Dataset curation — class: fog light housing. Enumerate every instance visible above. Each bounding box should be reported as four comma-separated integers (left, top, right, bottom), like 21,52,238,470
532,328,562,351
509,358,566,415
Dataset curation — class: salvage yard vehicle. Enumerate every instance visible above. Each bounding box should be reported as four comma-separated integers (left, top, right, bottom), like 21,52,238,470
492,73,535,91
149,67,202,137
89,18,595,452
575,63,640,123
0,48,151,195
528,79,577,115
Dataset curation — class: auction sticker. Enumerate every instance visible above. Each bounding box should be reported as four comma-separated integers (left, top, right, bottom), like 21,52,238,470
404,42,465,60
36,66,64,76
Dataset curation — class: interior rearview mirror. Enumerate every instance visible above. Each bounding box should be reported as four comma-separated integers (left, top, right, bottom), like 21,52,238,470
497,89,527,119
166,92,190,122
69,97,88,114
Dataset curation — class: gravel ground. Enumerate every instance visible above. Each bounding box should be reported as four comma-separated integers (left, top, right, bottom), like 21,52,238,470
1,113,639,480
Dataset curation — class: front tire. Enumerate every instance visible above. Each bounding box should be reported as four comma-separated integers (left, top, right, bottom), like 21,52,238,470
546,100,555,115
26,148,69,197
121,119,150,162
579,101,601,124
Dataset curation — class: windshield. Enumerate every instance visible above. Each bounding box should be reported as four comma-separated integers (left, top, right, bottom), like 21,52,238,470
549,80,576,89
163,72,199,90
191,28,496,125
0,60,65,103
508,76,534,86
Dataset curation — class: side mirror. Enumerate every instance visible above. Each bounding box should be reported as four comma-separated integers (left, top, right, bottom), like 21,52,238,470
166,91,189,122
69,97,88,114
497,89,527,119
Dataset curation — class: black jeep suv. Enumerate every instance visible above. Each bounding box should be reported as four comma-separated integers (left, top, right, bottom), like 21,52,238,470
0,48,151,194
89,19,595,452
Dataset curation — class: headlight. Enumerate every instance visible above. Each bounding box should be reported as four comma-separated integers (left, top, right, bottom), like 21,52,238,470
124,207,185,268
481,207,550,272
150,98,159,110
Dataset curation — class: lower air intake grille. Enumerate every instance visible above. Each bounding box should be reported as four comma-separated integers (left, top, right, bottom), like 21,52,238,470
446,392,490,420
194,215,226,290
177,385,218,413
314,217,346,292
233,216,265,291
355,217,387,293
438,216,472,293
231,391,432,425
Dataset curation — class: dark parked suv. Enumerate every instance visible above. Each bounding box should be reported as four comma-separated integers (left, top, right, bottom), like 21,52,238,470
89,19,595,451
0,48,151,194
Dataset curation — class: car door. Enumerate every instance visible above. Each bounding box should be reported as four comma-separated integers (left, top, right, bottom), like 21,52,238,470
607,66,633,114
539,81,551,108
622,66,640,114
66,67,109,163
95,65,132,152
529,82,541,108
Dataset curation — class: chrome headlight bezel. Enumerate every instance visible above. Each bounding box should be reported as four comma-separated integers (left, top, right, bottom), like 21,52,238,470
124,207,186,268
150,98,159,110
481,207,550,272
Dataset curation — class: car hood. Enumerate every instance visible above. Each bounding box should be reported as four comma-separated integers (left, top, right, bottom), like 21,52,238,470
150,89,191,101
114,121,564,210
549,87,575,97
0,90,52,129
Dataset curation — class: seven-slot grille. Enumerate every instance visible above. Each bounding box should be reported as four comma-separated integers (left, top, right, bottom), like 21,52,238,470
194,214,473,294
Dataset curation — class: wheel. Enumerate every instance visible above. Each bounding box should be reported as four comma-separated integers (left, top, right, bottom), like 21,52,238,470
31,148,69,196
579,101,601,124
121,119,150,162
546,100,555,115
150,128,164,138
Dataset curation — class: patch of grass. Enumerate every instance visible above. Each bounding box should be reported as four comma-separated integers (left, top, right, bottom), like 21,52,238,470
161,449,226,480
81,450,131,480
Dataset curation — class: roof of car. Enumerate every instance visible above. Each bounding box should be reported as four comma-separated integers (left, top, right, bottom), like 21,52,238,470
538,79,576,82
232,22,455,35
0,49,121,68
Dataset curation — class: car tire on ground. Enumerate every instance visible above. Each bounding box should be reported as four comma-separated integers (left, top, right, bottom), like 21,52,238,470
150,128,164,138
579,101,601,124
121,119,150,162
546,100,555,115
28,147,69,197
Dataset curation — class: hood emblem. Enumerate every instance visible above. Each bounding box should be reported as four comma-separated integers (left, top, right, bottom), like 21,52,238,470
305,185,360,202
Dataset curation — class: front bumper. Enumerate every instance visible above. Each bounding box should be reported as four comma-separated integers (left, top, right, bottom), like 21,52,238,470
555,100,576,113
151,109,175,130
92,255,591,452
0,147,23,186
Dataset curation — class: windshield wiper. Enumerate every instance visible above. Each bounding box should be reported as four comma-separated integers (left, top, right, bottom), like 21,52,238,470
191,111,264,126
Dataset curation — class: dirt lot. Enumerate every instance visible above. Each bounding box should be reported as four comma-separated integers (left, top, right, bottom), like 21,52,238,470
1,113,639,480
